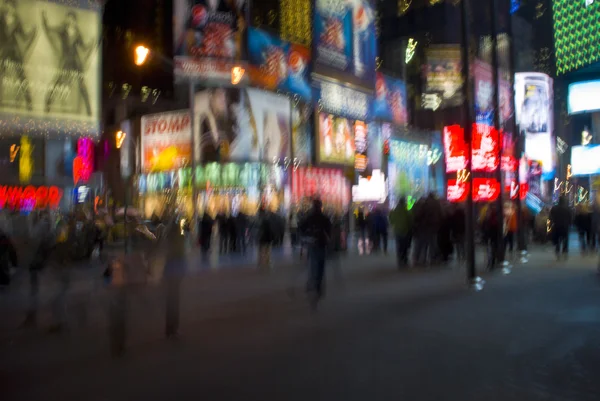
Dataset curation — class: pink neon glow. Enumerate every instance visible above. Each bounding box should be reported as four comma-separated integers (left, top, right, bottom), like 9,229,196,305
74,138,94,185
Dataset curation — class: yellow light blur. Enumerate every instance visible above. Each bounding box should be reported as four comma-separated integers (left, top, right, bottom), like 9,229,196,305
134,45,150,66
116,130,126,149
231,66,245,85
19,136,33,184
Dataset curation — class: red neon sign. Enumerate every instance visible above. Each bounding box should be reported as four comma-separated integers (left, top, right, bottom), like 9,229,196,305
473,178,500,202
472,123,499,172
447,179,469,203
0,185,63,210
443,125,468,173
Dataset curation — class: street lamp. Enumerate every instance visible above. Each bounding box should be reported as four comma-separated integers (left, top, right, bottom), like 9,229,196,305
134,45,150,66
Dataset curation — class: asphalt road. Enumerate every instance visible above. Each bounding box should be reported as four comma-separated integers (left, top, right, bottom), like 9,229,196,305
3,248,600,401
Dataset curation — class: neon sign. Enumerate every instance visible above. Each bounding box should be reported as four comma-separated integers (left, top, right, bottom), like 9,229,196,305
0,185,63,210
473,178,500,202
472,124,499,172
447,179,469,203
74,138,94,185
443,125,468,173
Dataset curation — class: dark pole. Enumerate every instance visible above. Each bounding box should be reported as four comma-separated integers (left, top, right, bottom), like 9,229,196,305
490,0,505,266
506,1,527,254
460,0,477,284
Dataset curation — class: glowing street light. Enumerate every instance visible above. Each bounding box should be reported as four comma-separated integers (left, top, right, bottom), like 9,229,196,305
134,45,150,66
116,130,126,149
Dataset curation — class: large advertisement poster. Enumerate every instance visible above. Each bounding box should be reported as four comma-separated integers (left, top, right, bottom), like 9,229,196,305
292,102,312,165
193,88,290,163
314,0,377,84
247,28,311,102
425,45,463,107
141,111,192,173
317,112,355,166
515,73,554,179
0,0,101,137
373,73,408,125
388,139,429,207
173,0,246,79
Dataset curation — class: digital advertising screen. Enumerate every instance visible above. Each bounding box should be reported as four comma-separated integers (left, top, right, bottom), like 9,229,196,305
313,0,377,85
0,0,101,137
515,73,555,179
568,80,600,115
388,139,429,207
425,45,463,107
173,0,247,80
247,27,311,102
553,0,600,75
571,145,600,176
193,88,290,163
372,73,408,126
317,112,356,166
141,111,192,173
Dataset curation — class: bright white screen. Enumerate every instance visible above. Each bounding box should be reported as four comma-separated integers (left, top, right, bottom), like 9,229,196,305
571,145,600,176
568,80,600,115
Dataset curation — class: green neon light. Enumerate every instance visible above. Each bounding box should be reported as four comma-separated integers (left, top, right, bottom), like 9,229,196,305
553,0,600,75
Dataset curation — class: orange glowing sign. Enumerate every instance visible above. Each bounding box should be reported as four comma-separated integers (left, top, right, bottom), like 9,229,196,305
231,66,246,85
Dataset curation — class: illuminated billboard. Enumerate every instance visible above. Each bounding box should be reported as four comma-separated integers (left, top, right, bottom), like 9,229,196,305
173,0,247,81
0,0,101,137
141,110,192,173
568,80,600,115
313,0,377,85
514,73,555,179
373,73,408,125
553,0,600,75
193,88,291,163
247,28,311,102
388,139,429,207
571,145,600,176
317,113,355,166
425,45,463,107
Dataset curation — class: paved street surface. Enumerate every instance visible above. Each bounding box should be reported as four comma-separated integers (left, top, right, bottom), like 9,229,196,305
3,242,600,401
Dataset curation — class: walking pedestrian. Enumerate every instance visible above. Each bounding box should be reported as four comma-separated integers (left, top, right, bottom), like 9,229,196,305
300,199,332,310
550,196,572,260
198,212,214,259
257,206,273,269
503,201,518,261
0,229,17,288
390,197,412,268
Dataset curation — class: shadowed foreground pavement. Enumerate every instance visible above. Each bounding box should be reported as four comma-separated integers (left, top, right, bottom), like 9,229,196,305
3,250,600,401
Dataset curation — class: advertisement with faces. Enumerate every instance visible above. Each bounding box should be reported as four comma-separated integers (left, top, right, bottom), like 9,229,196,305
193,88,290,163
